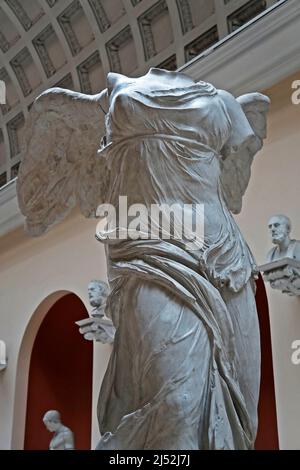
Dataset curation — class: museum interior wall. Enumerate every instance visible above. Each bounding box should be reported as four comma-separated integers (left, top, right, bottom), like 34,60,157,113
0,66,299,450
0,0,282,191
236,69,300,450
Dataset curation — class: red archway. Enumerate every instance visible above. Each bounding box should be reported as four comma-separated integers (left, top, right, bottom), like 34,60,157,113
24,293,93,450
255,274,279,449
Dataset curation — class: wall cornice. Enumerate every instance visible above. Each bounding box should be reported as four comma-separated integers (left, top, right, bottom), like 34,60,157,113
181,0,300,95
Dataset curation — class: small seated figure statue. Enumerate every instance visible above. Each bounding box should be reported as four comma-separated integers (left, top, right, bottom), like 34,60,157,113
43,410,75,450
76,280,115,344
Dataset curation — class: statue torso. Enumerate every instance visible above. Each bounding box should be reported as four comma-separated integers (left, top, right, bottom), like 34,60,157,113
49,426,74,450
101,69,257,292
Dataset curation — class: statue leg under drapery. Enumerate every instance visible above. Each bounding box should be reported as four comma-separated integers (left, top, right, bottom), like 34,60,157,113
96,276,260,450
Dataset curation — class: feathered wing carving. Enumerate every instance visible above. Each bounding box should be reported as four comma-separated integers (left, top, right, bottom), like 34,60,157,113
17,87,109,236
219,92,270,214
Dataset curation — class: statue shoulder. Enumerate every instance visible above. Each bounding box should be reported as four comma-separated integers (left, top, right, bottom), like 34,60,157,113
61,426,75,449
290,239,300,261
61,425,72,433
266,246,277,262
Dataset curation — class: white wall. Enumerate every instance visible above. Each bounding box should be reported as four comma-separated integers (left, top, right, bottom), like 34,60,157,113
236,70,300,449
0,209,111,449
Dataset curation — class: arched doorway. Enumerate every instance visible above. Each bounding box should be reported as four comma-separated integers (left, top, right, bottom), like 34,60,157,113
255,274,279,449
23,293,93,450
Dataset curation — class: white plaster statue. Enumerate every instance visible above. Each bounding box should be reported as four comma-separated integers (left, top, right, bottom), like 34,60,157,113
260,215,300,295
267,214,300,262
43,410,75,450
17,68,270,450
76,280,115,344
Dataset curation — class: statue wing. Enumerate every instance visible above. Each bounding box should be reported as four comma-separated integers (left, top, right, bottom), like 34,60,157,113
219,92,270,214
17,87,109,236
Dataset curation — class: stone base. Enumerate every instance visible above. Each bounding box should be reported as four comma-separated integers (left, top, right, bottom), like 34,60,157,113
259,257,300,296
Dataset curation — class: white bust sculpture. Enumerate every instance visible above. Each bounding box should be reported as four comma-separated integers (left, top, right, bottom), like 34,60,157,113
88,279,108,313
43,410,75,450
267,214,300,262
260,215,300,295
76,280,115,344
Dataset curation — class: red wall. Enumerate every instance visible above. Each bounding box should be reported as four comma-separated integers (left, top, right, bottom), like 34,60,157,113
24,294,93,450
255,275,279,450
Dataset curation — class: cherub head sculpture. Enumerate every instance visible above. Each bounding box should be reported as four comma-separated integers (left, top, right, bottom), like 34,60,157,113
88,280,109,308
